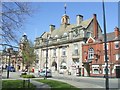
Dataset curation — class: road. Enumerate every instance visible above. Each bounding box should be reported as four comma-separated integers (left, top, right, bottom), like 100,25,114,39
2,71,120,90
52,73,120,89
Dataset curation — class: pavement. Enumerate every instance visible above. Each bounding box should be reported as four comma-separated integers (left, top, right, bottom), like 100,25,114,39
51,72,120,90
1,71,120,90
30,79,51,89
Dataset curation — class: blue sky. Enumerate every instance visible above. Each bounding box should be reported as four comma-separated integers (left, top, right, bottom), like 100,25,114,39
16,2,118,45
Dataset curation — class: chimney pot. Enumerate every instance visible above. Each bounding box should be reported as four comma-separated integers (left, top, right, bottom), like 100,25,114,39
50,25,55,33
114,27,119,37
76,14,83,26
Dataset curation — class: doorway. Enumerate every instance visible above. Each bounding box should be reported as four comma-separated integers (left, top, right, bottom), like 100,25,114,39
116,66,120,78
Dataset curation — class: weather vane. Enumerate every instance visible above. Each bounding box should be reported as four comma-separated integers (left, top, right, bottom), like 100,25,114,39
64,3,67,14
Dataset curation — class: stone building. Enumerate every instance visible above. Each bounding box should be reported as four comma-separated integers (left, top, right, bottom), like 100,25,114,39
34,5,102,76
82,27,120,77
17,33,29,71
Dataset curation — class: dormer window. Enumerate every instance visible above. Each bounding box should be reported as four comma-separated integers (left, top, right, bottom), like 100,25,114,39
73,29,79,37
86,32,91,38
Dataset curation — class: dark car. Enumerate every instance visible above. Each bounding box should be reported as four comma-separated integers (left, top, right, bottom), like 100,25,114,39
7,66,15,72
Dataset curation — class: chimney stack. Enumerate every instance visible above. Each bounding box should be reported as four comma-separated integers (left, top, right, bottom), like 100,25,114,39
76,15,83,26
114,27,120,38
93,14,98,39
49,25,55,33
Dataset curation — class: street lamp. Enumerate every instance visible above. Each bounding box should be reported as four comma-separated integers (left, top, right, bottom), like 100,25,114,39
102,0,109,89
44,35,49,79
7,48,13,78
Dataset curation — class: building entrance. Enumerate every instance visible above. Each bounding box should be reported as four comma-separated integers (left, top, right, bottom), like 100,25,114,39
116,66,120,78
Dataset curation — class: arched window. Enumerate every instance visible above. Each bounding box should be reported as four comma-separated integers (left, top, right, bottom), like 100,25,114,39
88,48,94,59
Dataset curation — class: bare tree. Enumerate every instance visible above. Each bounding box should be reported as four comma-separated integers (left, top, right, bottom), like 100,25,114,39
1,2,32,43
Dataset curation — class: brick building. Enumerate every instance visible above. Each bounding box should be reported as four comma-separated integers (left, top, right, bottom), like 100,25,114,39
82,27,120,78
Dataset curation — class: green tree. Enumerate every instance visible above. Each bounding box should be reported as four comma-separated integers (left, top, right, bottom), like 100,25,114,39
22,40,36,72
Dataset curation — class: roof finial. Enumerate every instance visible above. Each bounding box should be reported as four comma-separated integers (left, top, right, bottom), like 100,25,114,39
64,3,67,15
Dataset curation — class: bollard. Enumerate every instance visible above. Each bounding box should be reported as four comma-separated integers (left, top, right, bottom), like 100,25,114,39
28,78,30,88
23,80,25,88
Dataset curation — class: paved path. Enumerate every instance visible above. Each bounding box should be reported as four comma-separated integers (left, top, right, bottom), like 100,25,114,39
30,79,51,90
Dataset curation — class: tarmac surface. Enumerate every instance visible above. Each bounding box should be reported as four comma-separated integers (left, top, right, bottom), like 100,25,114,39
1,70,120,90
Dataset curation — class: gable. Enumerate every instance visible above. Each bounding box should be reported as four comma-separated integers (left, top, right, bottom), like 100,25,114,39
86,37,95,43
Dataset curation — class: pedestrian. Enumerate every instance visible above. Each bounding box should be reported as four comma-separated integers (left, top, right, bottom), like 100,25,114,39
32,68,34,73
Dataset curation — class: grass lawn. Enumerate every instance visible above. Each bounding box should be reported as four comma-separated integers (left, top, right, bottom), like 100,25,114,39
2,80,36,90
36,79,81,90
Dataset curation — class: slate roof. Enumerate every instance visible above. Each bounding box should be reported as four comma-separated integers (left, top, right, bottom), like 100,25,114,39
40,17,94,39
102,32,120,42
80,18,93,28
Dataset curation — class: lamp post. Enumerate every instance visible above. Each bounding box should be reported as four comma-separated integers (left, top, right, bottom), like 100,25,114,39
7,48,13,78
44,35,49,79
102,0,109,89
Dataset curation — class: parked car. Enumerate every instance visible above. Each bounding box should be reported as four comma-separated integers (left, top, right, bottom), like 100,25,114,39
59,69,64,74
7,66,15,72
39,69,52,77
20,71,27,76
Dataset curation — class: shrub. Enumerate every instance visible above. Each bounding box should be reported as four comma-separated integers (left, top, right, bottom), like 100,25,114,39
21,74,35,78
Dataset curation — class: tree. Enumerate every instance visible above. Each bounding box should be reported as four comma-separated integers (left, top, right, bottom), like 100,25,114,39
22,40,36,72
1,2,32,43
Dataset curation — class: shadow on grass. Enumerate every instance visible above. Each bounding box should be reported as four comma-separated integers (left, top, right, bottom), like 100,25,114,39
35,79,81,90
2,80,36,90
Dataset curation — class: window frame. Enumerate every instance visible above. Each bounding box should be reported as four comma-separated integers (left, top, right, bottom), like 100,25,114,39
74,44,79,55
93,68,99,74
88,48,94,59
62,47,66,56
104,55,109,61
116,54,120,61
114,41,119,49
53,48,56,56
103,43,109,50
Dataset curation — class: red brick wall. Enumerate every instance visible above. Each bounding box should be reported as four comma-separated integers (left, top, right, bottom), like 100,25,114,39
82,40,120,77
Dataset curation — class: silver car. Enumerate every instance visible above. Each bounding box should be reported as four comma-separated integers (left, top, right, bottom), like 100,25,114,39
39,70,52,77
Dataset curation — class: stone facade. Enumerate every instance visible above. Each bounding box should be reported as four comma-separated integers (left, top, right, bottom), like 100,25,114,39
34,13,102,76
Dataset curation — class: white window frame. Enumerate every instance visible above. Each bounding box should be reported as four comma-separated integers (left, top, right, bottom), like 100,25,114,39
53,48,56,56
114,41,119,49
103,43,109,50
74,44,78,55
92,65,99,74
62,47,66,56
93,68,99,74
103,68,110,74
88,48,94,59
104,55,109,61
116,54,120,61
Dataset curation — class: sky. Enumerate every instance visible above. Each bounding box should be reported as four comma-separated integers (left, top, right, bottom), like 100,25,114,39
18,2,118,43
1,2,119,48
